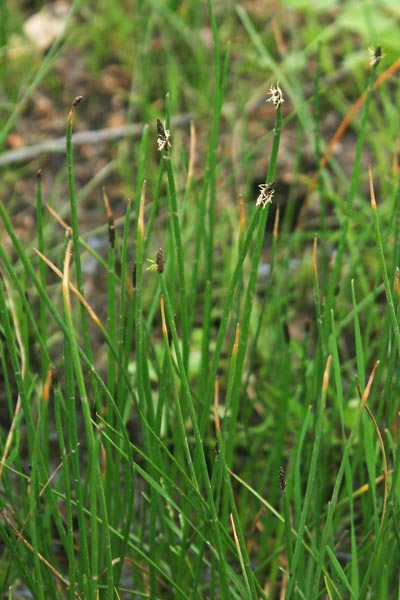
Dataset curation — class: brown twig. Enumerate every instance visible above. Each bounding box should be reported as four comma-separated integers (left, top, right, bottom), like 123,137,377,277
0,113,192,167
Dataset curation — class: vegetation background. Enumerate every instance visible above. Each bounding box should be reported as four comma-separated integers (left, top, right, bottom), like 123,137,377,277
0,0,399,598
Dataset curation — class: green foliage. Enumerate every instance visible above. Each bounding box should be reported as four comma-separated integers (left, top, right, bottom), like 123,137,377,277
0,1,400,599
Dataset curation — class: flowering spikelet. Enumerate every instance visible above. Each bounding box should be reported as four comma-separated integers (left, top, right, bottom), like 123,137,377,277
256,181,275,208
157,119,171,152
266,83,284,110
368,45,384,68
147,248,165,273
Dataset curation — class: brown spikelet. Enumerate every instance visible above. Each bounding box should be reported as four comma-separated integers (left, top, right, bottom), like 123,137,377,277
279,466,286,491
72,95,83,107
156,248,164,274
132,262,137,289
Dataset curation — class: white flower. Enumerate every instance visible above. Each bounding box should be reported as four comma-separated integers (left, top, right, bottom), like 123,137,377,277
266,83,284,109
256,181,275,208
157,119,171,152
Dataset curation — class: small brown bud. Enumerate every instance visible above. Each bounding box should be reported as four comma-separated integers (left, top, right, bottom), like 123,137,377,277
279,466,286,491
108,218,115,249
72,95,83,107
156,248,164,274
132,262,137,289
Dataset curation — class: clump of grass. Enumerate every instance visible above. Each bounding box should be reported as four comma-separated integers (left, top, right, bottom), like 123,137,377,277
1,3,400,599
